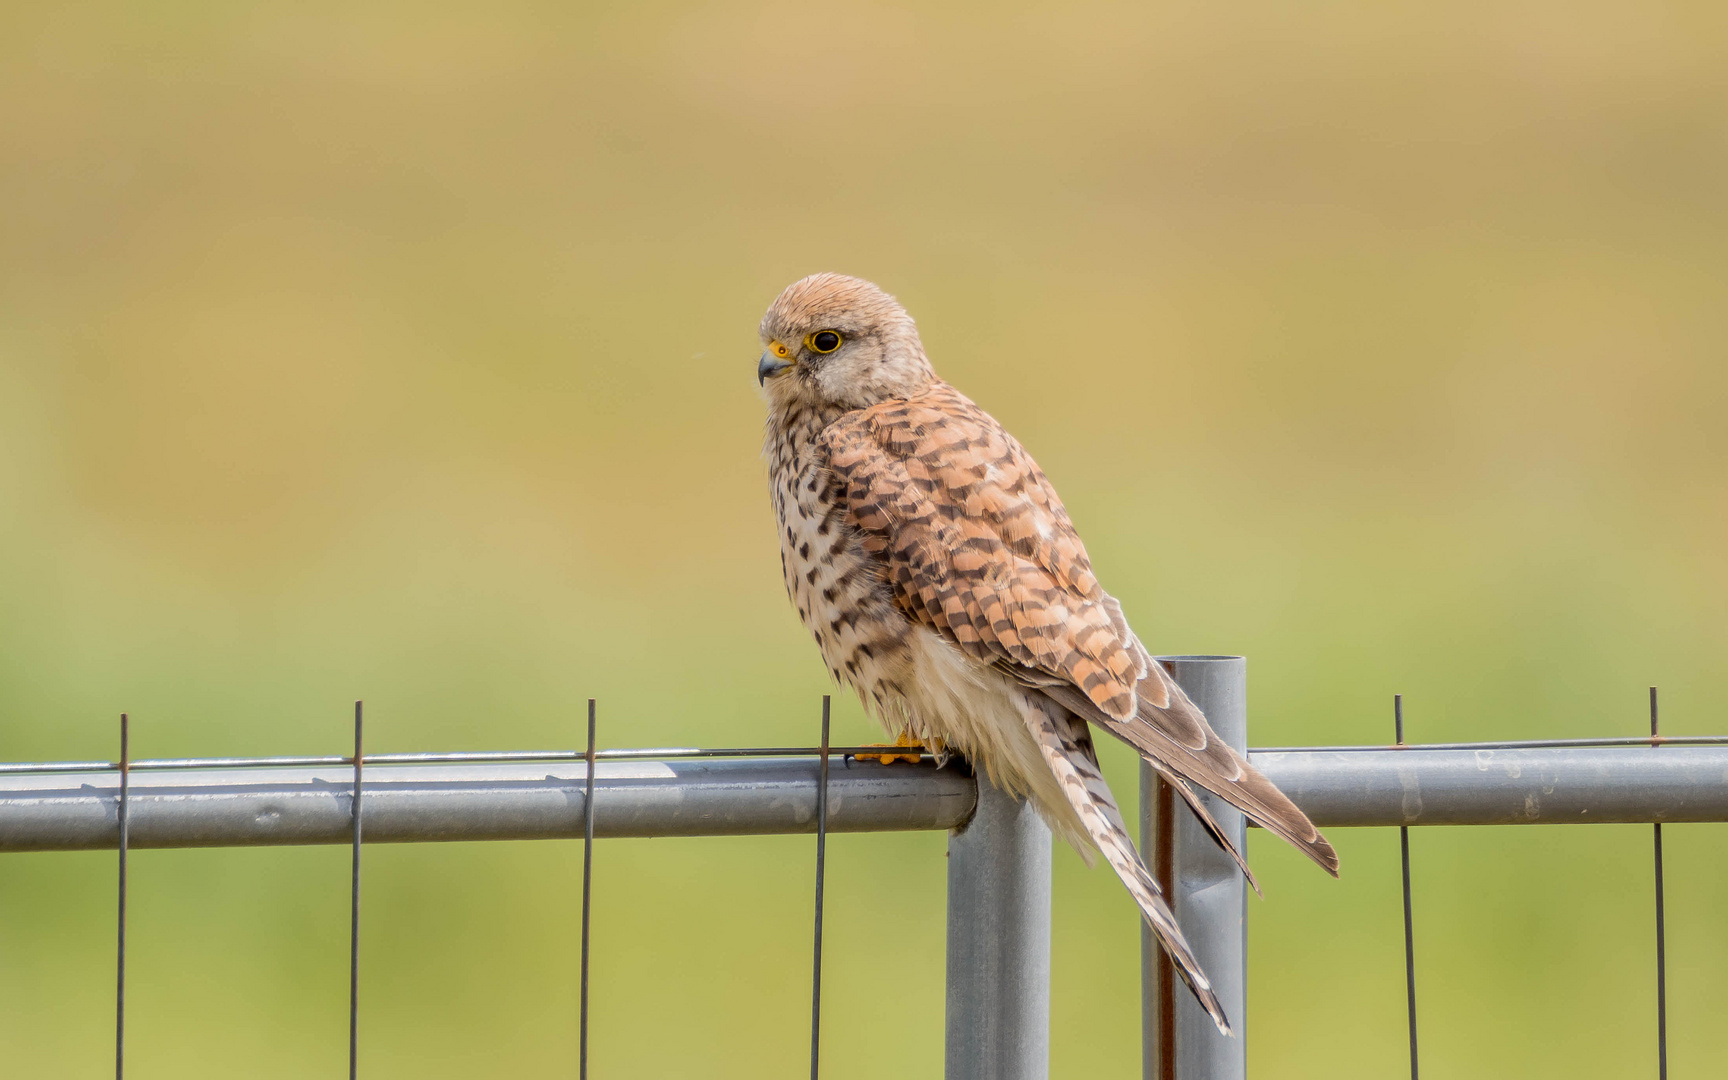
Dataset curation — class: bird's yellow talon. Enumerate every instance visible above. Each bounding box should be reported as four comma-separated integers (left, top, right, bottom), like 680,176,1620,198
851,732,937,765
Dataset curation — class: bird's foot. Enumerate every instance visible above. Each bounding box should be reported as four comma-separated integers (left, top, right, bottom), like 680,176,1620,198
851,732,942,765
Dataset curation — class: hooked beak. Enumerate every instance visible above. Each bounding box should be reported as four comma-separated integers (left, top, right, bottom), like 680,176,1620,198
757,341,793,385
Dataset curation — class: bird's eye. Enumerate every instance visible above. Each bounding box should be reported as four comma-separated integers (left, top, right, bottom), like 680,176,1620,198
807,330,843,354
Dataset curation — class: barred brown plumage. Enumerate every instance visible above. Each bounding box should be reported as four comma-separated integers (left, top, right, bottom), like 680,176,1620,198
758,272,1338,1035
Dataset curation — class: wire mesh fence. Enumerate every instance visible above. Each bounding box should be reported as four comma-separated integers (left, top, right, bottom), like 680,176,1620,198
2,656,1722,1079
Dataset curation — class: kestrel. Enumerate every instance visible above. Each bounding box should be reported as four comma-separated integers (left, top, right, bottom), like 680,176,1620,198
757,273,1337,1033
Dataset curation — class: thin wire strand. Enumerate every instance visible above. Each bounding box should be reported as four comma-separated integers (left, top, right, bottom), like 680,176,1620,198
349,701,363,1080
15,732,1728,777
810,696,830,1080
1154,776,1176,1080
0,746,946,775
1396,695,1419,1080
116,713,129,1080
1651,687,1668,1080
580,699,596,1080
1252,734,1728,754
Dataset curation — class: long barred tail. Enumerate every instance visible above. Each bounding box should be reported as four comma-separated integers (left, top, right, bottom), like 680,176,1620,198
1017,694,1233,1036
1039,672,1340,877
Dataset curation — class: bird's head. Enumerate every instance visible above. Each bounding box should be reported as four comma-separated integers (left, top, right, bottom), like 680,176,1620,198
757,273,935,410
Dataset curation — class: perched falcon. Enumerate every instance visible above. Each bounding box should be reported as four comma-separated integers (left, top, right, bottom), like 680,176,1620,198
757,273,1337,1033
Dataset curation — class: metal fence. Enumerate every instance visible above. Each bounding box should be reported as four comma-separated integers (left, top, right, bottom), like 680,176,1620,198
1138,656,1728,1080
3,656,1723,1079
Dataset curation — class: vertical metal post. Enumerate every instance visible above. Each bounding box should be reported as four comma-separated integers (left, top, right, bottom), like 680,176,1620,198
116,713,129,1080
945,775,1051,1080
1141,655,1248,1080
580,698,596,1080
810,696,830,1080
1650,686,1667,1080
1396,695,1420,1080
349,701,363,1080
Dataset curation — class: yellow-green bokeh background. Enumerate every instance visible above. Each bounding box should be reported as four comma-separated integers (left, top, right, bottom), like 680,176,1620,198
3,2,1726,1076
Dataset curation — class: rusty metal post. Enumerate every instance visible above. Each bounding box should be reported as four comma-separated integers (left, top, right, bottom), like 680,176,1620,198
1142,656,1249,1080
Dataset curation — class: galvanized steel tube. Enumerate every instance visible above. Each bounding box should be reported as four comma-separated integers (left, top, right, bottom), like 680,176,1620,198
944,779,1052,1080
1249,745,1728,827
0,757,977,852
1142,656,1249,1080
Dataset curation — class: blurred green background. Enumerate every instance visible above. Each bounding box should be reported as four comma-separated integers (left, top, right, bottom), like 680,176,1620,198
2,1,1725,1076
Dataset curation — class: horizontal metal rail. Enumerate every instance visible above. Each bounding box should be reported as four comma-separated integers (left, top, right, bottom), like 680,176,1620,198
0,757,977,852
1250,745,1728,827
5,742,1725,852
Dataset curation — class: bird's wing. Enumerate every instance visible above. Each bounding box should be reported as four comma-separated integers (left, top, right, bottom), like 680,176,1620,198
821,382,1150,721
1041,669,1340,876
1148,759,1262,895
1018,693,1232,1035
822,382,1338,876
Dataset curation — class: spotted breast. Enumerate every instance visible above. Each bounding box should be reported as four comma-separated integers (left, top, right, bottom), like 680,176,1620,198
764,398,920,725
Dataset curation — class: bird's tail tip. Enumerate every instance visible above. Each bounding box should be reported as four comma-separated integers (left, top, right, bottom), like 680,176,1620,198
1312,836,1342,877
1191,980,1234,1037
